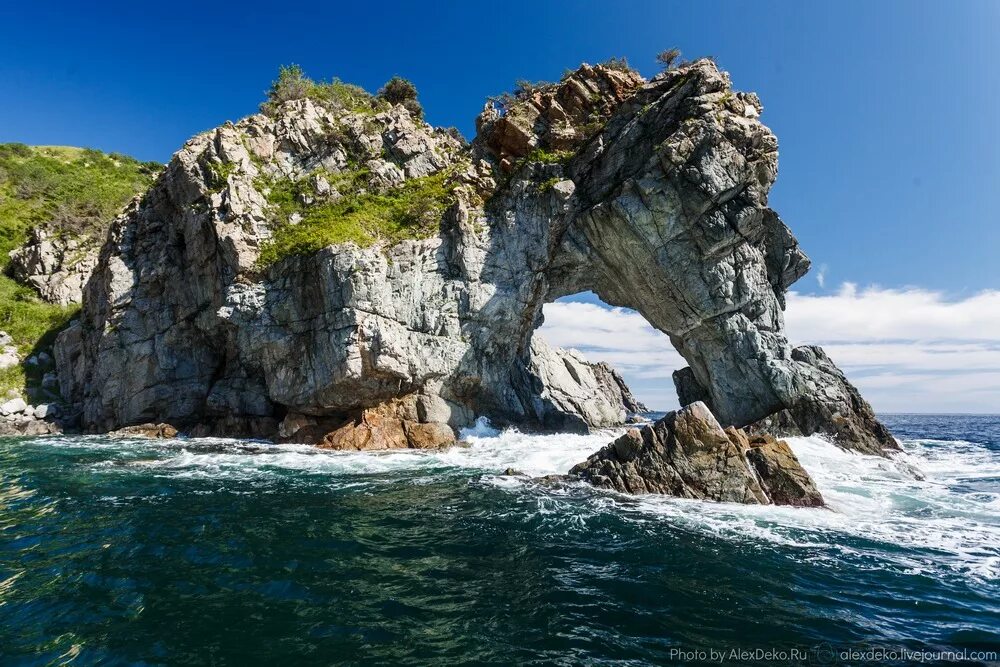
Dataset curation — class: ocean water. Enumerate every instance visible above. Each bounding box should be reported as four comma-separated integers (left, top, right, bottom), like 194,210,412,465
0,414,998,665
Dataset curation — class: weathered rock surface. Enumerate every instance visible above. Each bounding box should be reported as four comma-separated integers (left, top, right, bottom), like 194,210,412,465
0,416,61,437
593,360,648,414
109,423,179,439
0,331,18,371
569,402,823,506
55,58,895,454
8,228,99,305
737,431,824,507
743,346,898,456
0,397,29,416
0,393,63,436
277,396,457,450
524,337,646,432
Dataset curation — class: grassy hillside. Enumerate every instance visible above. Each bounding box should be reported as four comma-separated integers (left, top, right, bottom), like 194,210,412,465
0,143,160,397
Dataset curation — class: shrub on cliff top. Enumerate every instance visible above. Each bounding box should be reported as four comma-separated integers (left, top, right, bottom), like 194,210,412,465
377,76,424,120
600,56,635,73
261,64,311,109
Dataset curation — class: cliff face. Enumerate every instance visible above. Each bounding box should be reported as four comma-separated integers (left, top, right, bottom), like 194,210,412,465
55,59,896,454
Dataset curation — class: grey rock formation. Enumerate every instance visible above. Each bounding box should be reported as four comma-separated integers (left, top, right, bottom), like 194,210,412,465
523,337,644,432
594,361,648,414
0,331,17,371
0,398,28,416
55,58,894,453
0,396,62,436
569,402,823,506
8,228,99,305
742,345,897,456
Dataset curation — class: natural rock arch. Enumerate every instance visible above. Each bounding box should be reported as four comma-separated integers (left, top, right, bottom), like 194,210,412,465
55,58,895,455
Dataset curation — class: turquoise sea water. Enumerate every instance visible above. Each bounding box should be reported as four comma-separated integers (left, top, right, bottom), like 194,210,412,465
1,414,998,665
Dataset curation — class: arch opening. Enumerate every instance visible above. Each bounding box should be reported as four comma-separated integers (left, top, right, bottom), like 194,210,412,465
536,291,685,414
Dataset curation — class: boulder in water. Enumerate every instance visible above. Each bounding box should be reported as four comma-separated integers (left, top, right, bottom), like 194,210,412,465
570,402,824,507
109,423,179,439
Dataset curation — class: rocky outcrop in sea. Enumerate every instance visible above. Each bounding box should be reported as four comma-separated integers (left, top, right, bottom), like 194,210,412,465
53,58,896,455
569,401,824,506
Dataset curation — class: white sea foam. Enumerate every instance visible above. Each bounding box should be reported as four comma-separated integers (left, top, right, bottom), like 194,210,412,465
450,423,1000,582
59,417,999,582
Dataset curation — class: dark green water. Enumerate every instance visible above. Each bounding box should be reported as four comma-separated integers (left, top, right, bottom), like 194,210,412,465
1,415,998,665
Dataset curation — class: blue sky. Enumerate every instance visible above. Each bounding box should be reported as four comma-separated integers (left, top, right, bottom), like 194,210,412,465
2,1,998,411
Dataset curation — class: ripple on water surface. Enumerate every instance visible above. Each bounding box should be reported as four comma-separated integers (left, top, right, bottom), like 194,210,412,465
0,414,998,664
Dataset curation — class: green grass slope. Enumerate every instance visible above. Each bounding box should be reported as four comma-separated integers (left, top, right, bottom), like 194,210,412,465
0,143,160,397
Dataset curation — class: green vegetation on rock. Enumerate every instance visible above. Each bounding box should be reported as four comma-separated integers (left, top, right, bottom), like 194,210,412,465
0,143,158,397
0,278,77,396
257,170,457,266
600,56,635,73
0,143,159,260
525,148,574,164
656,48,682,70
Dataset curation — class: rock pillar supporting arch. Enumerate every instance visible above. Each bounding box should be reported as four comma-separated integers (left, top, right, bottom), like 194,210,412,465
530,62,894,453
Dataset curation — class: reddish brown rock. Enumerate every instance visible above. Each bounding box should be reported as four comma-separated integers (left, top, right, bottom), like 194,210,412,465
742,434,825,507
476,63,645,171
319,410,410,451
278,399,457,452
403,421,456,449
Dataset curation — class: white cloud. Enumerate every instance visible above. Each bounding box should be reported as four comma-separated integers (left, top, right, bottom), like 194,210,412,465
816,263,827,289
538,302,684,381
539,286,1000,414
785,283,1000,343
785,285,1000,413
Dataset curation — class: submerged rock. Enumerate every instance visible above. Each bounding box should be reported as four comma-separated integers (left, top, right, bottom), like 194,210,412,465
109,423,179,439
570,402,823,507
54,58,895,454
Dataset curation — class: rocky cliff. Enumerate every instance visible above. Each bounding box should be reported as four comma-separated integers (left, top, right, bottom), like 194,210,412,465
0,144,158,414
55,59,896,454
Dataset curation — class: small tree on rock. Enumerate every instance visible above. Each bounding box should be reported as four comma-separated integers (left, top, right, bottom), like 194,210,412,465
261,64,312,114
656,48,682,70
378,76,423,120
